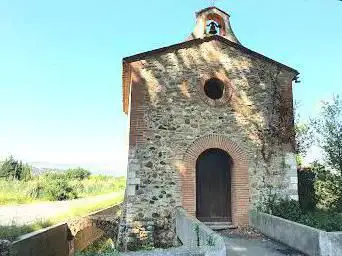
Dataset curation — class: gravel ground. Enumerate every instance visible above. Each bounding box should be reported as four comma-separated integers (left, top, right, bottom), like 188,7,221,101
0,192,121,226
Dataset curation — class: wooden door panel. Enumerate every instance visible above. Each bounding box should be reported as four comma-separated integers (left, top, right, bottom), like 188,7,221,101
196,148,232,222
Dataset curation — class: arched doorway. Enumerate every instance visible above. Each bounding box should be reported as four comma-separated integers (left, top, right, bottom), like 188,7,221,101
196,148,232,222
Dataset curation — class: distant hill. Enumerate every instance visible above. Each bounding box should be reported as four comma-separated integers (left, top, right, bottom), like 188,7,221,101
0,160,69,176
30,165,65,176
29,161,122,176
0,159,124,177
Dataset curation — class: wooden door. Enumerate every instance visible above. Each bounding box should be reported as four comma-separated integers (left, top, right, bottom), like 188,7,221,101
196,148,232,222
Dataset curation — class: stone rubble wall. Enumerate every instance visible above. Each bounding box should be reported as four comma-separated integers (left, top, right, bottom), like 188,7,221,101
0,240,10,256
120,207,226,256
68,205,121,254
119,39,298,250
68,215,120,253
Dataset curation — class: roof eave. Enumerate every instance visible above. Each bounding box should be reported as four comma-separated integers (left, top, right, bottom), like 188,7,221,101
123,35,299,75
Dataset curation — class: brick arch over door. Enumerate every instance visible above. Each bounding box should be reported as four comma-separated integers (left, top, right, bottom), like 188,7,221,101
182,134,250,226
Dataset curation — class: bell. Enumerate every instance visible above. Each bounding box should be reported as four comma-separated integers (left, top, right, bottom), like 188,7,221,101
207,21,221,35
208,22,218,35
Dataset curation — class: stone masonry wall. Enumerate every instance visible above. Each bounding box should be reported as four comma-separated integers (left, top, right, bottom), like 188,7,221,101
118,39,298,250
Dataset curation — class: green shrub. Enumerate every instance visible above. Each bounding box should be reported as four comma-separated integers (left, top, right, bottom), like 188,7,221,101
267,198,342,232
25,181,44,199
45,179,78,201
66,168,91,180
298,167,317,211
313,163,342,212
42,171,66,180
269,199,302,222
303,211,342,232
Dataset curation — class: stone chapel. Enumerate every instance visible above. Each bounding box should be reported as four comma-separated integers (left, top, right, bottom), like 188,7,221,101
118,6,299,250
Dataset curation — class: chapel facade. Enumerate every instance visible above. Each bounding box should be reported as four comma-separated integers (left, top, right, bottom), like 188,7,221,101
118,6,299,250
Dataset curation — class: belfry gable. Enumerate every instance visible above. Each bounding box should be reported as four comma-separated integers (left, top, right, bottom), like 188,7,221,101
122,35,299,114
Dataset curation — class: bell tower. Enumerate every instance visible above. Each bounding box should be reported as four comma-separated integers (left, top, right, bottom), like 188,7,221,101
191,6,240,44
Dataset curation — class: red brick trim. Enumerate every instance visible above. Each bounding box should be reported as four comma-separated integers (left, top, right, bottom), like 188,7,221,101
128,62,148,147
181,134,249,225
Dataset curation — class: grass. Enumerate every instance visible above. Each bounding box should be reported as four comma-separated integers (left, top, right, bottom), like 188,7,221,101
0,175,125,205
50,192,124,223
0,180,37,204
0,192,124,241
72,175,126,198
0,220,52,241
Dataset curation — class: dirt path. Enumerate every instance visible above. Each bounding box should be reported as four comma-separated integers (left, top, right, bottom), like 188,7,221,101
0,192,121,226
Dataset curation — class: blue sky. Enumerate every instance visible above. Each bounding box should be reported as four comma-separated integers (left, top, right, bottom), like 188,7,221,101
0,0,341,176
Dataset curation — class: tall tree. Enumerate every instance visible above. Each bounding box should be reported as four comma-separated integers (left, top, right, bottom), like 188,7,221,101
0,155,17,179
312,95,342,175
0,156,32,180
294,102,314,166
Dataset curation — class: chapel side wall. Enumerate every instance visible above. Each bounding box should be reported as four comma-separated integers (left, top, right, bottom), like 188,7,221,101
119,40,298,249
119,61,182,250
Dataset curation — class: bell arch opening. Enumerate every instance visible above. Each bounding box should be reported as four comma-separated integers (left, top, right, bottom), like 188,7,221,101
196,148,232,222
205,13,226,36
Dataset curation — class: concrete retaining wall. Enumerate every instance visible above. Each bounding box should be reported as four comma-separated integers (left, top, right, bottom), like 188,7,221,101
249,211,342,256
4,206,226,256
176,207,226,256
5,204,121,256
319,231,342,256
10,223,69,256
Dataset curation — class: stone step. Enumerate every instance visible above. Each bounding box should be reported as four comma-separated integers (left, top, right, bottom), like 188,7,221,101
203,222,235,230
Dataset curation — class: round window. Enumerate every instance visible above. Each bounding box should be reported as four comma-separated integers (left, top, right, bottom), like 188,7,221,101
204,78,225,100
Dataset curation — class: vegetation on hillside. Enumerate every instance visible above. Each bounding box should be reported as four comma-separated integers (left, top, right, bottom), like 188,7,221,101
0,158,125,204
